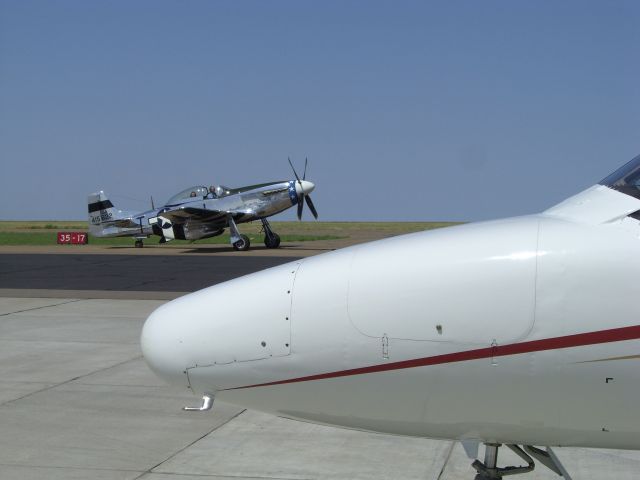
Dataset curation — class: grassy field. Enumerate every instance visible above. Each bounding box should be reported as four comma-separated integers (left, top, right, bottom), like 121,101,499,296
0,220,461,246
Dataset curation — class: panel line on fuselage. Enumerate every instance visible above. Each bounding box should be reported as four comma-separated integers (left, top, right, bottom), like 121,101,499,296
222,324,640,391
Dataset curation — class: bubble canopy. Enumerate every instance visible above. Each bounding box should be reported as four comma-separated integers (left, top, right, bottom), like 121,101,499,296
600,154,640,200
165,186,209,205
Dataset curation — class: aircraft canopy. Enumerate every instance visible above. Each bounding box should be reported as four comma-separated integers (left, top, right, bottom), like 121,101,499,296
165,186,209,205
601,154,640,200
212,185,232,198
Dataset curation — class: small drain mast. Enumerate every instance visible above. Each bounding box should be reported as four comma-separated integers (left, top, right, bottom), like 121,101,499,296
183,393,214,412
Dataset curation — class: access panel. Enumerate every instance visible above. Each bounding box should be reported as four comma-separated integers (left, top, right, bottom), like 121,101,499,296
347,219,539,345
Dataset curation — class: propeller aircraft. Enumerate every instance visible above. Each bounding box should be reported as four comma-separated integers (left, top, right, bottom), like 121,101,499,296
141,153,640,479
88,159,317,250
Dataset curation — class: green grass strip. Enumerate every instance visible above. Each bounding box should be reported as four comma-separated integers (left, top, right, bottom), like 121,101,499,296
0,231,344,246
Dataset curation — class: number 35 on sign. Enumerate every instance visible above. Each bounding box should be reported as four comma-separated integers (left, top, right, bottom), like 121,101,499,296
57,232,88,245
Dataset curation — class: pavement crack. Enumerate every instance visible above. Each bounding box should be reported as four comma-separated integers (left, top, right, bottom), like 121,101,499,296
0,338,141,345
436,441,456,480
0,298,84,316
0,355,143,407
133,409,248,480
147,472,308,479
0,462,143,474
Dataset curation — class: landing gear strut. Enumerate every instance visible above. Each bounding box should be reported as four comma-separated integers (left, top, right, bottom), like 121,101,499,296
261,218,281,249
227,215,250,251
472,443,571,479
233,234,250,251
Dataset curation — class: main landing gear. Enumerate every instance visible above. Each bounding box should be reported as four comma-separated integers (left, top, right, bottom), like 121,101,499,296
226,216,282,251
227,215,251,251
472,443,572,479
134,237,145,248
261,218,281,249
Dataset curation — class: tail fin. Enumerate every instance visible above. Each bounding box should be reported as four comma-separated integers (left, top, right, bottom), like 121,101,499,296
88,191,123,236
88,191,142,238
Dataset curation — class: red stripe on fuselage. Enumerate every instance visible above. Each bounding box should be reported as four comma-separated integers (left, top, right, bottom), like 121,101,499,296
224,324,640,391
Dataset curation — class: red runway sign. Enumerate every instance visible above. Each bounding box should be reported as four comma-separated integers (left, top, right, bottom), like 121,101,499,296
57,232,88,245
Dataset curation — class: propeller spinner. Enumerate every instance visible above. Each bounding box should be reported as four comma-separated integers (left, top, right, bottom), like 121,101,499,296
288,157,318,220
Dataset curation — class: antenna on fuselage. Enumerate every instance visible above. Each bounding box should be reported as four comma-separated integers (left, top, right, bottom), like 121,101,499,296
150,196,155,210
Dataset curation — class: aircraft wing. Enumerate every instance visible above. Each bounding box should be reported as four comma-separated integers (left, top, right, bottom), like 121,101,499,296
158,207,229,224
115,219,141,228
97,218,141,229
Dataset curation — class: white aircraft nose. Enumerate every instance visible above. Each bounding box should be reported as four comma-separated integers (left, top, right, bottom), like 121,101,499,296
141,302,192,388
141,262,301,393
295,180,315,196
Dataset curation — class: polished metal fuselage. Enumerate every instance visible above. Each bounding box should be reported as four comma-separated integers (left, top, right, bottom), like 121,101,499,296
90,181,298,241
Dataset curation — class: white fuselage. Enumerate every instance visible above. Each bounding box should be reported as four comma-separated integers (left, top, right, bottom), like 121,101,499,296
141,184,640,450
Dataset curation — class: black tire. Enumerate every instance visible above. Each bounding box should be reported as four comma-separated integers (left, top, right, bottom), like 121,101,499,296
233,234,251,251
135,240,144,248
264,233,281,249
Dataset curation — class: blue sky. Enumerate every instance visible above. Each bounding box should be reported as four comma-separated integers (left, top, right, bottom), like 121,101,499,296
1,1,638,221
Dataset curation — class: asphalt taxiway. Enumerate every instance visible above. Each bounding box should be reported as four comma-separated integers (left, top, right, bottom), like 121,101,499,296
0,253,300,299
2,245,640,479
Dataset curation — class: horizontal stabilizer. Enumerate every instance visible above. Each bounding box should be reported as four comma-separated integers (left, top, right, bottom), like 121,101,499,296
87,190,140,237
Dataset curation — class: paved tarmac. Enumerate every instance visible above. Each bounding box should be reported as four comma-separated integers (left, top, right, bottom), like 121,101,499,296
2,297,640,480
0,253,299,296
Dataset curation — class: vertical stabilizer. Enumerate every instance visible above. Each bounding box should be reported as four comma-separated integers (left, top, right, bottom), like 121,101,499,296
88,191,121,236
87,191,146,239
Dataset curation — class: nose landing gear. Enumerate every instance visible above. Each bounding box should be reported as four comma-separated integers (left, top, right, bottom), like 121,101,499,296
472,443,571,479
473,444,532,479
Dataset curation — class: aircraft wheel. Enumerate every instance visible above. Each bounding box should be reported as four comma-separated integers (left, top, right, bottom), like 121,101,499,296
135,240,144,248
233,234,251,251
264,233,281,249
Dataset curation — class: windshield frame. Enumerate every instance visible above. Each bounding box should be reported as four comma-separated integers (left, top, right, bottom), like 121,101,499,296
599,154,640,200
